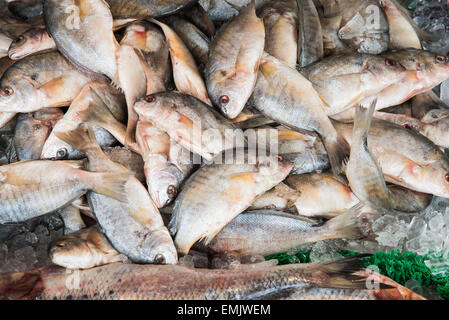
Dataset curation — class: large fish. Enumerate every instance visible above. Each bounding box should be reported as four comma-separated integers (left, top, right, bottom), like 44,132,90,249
43,0,119,80
169,149,292,255
56,124,178,265
134,92,243,161
252,53,349,177
0,256,415,300
0,160,129,224
50,226,124,270
0,52,95,113
258,0,298,68
205,1,265,119
8,27,56,60
41,81,127,160
13,107,63,161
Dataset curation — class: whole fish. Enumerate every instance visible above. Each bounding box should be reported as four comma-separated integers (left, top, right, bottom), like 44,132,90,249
258,0,298,68
0,51,95,113
252,53,349,177
0,256,405,300
0,31,12,59
346,101,395,212
134,92,243,162
166,16,210,68
169,150,292,255
205,1,265,119
103,147,146,184
302,53,407,117
41,81,127,160
297,0,324,67
181,3,216,37
150,18,212,106
105,0,198,19
8,0,43,20
56,124,178,265
50,226,124,269
0,160,129,224
57,204,86,235
8,27,56,60
333,118,449,198
203,209,372,257
136,121,194,208
13,107,63,161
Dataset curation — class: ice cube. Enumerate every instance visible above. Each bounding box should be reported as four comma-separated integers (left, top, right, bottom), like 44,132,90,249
429,213,445,232
372,215,396,233
407,217,427,239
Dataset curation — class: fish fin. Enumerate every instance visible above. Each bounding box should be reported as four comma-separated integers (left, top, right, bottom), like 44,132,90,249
202,228,223,246
308,255,393,289
324,202,373,240
89,171,130,203
321,132,350,178
223,0,244,11
79,87,120,128
55,123,103,157
352,99,377,147
0,270,43,300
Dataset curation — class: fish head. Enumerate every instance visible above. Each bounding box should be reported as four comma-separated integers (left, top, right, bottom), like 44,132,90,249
133,95,164,122
0,76,38,112
41,134,80,160
363,55,407,87
145,157,183,208
141,227,178,265
255,152,293,180
49,237,93,269
421,110,449,148
8,29,40,60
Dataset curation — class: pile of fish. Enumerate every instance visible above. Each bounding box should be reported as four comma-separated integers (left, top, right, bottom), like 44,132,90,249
0,0,448,300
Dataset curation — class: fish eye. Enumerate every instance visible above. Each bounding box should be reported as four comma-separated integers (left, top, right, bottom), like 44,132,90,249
154,254,166,265
436,55,447,64
56,243,65,248
445,173,449,182
1,87,14,96
403,124,411,129
56,148,68,159
276,155,283,162
13,35,24,43
385,59,397,66
219,95,230,106
167,185,177,198
145,96,156,103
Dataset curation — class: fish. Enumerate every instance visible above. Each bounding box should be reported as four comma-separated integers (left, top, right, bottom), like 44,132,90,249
297,0,324,67
8,27,56,60
8,0,43,20
335,0,389,54
105,0,198,19
103,147,146,184
285,172,431,218
56,124,178,265
133,91,244,162
166,16,210,68
302,53,407,117
0,51,96,113
203,209,373,257
0,255,400,300
380,0,422,50
0,31,12,59
169,149,292,255
57,204,87,235
320,15,350,57
0,160,129,224
205,1,265,119
49,226,124,269
150,18,212,106
346,101,395,212
41,81,127,160
136,121,194,208
333,118,449,198
13,107,63,161
258,0,298,68
252,53,349,177
248,182,301,212
201,0,271,22
43,0,119,80
181,3,216,37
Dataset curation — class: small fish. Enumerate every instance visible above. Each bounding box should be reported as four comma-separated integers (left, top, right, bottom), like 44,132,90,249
252,53,349,177
258,0,298,68
8,27,56,60
56,124,178,265
0,160,129,224
169,149,292,255
297,0,324,67
13,107,63,161
206,1,265,119
50,226,124,270
0,255,397,300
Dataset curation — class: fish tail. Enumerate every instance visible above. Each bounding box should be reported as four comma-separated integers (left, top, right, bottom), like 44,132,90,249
324,202,372,240
321,132,350,177
353,99,376,147
88,171,131,203
0,270,43,300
